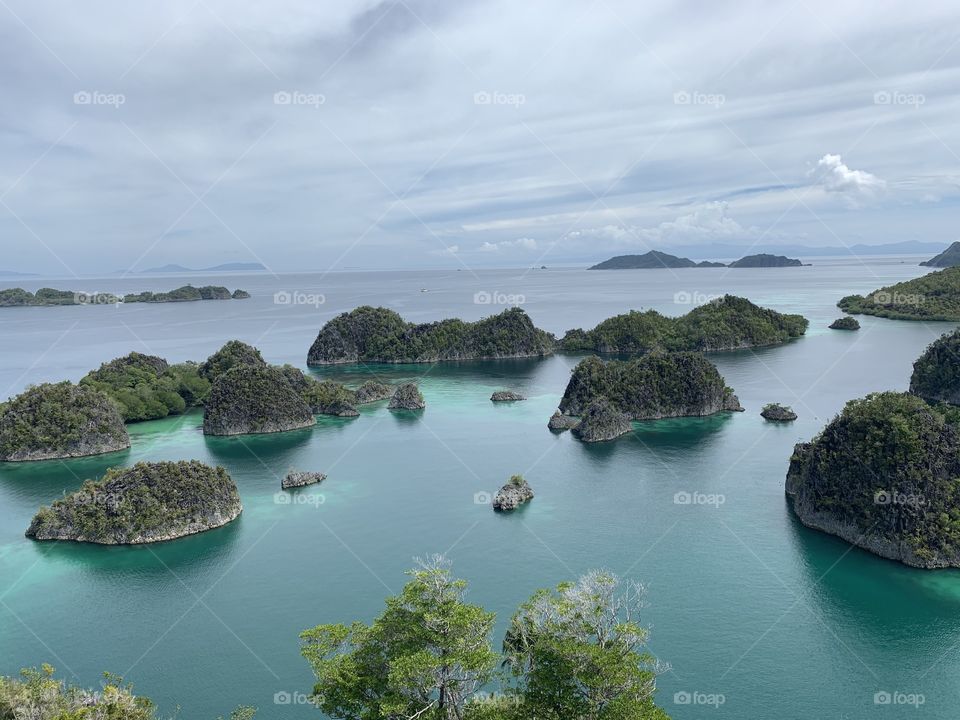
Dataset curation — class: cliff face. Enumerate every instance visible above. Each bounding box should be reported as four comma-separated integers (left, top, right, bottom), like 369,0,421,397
785,392,960,569
910,329,960,405
0,382,130,462
559,353,742,422
26,460,242,544
572,399,633,442
388,383,425,410
203,365,315,436
307,306,555,365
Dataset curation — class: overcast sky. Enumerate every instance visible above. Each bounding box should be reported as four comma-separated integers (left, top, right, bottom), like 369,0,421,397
1,0,958,275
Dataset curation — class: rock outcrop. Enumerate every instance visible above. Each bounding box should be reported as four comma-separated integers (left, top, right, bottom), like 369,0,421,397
548,410,580,432
492,475,534,511
388,383,425,410
572,399,633,442
761,403,797,422
910,329,960,405
282,470,326,489
203,364,315,435
829,317,860,330
26,460,241,544
491,390,526,402
355,381,393,404
199,340,267,382
0,382,130,462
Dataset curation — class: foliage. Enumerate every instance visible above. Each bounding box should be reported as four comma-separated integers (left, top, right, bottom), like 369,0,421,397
588,251,706,269
26,460,241,544
0,287,40,306
910,328,960,404
301,556,498,720
560,295,807,353
123,285,236,302
837,267,960,320
308,307,555,364
80,352,210,423
727,254,801,268
509,474,525,487
828,316,859,330
503,571,669,720
199,340,267,381
203,364,314,435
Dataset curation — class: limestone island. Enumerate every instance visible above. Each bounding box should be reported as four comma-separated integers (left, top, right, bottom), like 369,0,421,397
0,285,248,307
555,353,743,441
920,241,960,268
122,285,249,303
282,470,326,489
0,382,129,462
548,410,581,432
26,460,241,544
203,364,315,435
910,328,960,405
727,253,804,268
588,251,724,269
389,383,425,410
786,392,960,568
829,317,860,330
560,295,807,354
761,403,797,422
307,306,555,365
838,267,960,321
492,474,534,511
491,390,526,402
354,381,393,404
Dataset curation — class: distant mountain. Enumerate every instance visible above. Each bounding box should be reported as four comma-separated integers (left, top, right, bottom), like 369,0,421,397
589,251,725,270
661,240,948,260
920,241,960,268
728,254,804,268
141,262,266,273
0,270,39,277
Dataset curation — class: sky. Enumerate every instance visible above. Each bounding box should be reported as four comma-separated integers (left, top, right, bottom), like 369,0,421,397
1,0,959,275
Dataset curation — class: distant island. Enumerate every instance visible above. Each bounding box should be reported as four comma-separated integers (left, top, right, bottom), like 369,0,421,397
26,460,242,544
588,250,805,269
0,269,38,277
560,295,808,353
307,306,555,365
0,285,249,307
837,267,960,321
920,241,960,268
140,262,267,273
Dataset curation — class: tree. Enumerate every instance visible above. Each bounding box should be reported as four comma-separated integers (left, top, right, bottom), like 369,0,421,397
503,571,670,720
301,556,498,720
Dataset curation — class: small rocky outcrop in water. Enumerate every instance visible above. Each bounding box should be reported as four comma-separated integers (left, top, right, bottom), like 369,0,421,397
761,403,797,422
203,364,315,435
829,317,860,330
282,470,326,489
572,399,633,442
910,328,960,405
0,382,130,462
491,390,526,402
492,475,534,511
785,392,960,569
548,410,580,432
26,460,241,544
355,381,393,404
388,383,425,410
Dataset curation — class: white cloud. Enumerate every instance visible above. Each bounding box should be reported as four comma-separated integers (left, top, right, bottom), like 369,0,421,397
478,237,538,252
809,154,886,206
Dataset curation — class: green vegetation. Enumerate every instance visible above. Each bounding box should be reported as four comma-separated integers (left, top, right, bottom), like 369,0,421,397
199,340,267,381
727,253,802,268
203,364,315,435
26,460,242,544
123,285,244,302
837,267,960,320
301,558,669,720
560,295,807,353
559,353,741,420
588,251,723,269
786,392,960,567
80,352,210,422
307,306,555,365
0,382,129,462
829,316,860,330
0,285,247,307
910,329,960,405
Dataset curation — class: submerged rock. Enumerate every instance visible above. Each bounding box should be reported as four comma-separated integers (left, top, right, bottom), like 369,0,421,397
282,470,326,489
0,382,130,462
548,410,580,432
761,403,798,422
203,364,315,435
572,399,632,442
491,390,527,402
829,317,860,330
388,383,425,410
26,460,241,544
493,475,534,511
355,381,393,404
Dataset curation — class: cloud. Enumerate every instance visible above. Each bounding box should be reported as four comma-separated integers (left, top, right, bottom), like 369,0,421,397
809,154,886,206
478,237,538,252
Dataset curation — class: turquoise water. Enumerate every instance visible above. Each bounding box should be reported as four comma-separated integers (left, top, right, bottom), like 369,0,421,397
2,260,960,718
